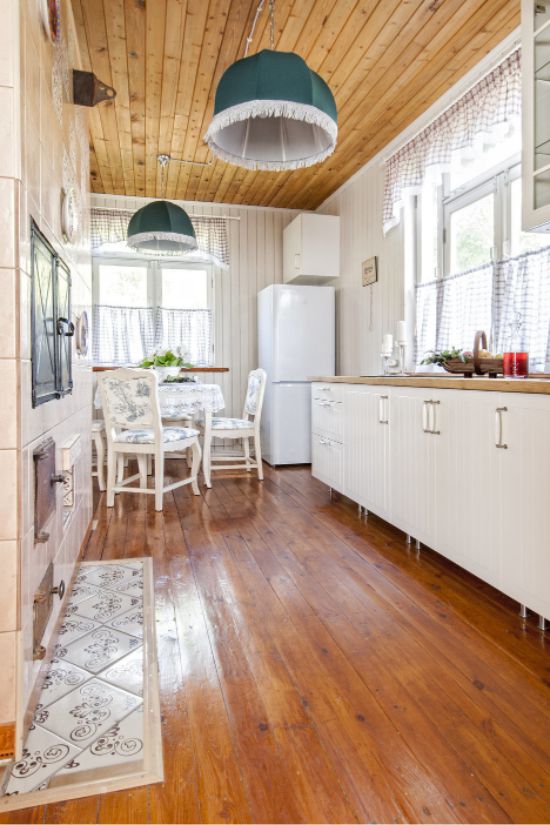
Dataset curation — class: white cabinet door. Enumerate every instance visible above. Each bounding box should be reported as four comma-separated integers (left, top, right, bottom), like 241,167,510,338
311,383,344,441
498,394,550,619
389,388,437,546
283,214,340,283
343,386,389,518
434,390,501,585
311,433,343,491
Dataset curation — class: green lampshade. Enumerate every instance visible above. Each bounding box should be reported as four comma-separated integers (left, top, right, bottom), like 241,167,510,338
204,49,337,171
127,200,197,253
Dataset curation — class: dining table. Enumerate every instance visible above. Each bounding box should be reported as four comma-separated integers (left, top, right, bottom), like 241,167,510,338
94,380,226,427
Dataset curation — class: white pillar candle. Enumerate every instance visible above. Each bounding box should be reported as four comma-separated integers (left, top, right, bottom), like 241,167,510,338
381,333,394,355
396,320,407,344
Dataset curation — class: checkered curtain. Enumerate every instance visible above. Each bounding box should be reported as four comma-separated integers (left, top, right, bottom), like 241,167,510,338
92,306,213,366
383,50,521,234
416,248,550,372
90,208,230,269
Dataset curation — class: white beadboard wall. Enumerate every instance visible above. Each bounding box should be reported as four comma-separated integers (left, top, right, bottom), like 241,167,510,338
91,194,298,417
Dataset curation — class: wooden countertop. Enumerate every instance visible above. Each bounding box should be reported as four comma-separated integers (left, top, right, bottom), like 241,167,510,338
311,374,550,394
92,366,229,373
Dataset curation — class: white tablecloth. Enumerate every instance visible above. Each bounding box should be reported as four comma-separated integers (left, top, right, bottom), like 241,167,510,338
94,381,225,418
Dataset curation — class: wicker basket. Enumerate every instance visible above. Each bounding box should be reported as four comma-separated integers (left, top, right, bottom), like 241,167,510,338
442,331,503,378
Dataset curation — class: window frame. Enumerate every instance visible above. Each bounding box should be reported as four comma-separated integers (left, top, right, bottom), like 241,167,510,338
415,151,522,283
92,257,216,363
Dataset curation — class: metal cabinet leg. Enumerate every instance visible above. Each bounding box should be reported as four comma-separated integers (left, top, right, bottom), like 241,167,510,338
519,604,529,619
538,615,547,631
406,534,412,544
415,539,421,552
329,487,333,500
358,504,363,518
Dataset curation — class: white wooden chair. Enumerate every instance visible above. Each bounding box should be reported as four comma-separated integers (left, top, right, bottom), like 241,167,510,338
98,368,202,512
202,368,267,488
91,420,106,492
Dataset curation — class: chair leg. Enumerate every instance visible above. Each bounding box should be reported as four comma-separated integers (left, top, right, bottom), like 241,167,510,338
147,454,153,475
190,440,201,496
154,451,164,511
244,437,251,471
203,430,212,489
94,431,106,491
254,432,264,481
137,455,148,489
106,449,116,507
117,455,124,483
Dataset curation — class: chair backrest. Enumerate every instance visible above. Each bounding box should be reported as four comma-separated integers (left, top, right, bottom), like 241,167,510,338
98,368,162,440
243,368,267,423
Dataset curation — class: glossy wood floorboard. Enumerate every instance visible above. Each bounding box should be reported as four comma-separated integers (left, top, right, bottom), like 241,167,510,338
4,463,550,824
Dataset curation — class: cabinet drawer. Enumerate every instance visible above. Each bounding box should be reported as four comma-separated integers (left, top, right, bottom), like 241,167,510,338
311,384,344,440
312,432,343,490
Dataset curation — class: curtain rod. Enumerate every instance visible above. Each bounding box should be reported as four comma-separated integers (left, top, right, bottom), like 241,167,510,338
91,205,241,222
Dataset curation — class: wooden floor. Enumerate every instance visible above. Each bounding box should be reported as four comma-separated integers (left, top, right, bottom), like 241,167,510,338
4,463,550,824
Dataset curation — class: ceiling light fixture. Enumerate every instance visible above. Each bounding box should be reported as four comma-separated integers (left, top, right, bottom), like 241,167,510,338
204,0,337,171
127,200,197,254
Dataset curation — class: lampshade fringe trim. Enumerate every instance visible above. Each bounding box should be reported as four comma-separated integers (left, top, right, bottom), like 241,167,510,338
204,99,337,170
127,230,198,251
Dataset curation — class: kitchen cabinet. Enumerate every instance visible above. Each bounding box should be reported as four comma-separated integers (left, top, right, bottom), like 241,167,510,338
522,0,550,231
498,395,550,618
343,386,390,519
283,213,340,284
311,380,550,622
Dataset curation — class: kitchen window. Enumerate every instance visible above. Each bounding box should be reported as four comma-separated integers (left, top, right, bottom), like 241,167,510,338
92,258,214,366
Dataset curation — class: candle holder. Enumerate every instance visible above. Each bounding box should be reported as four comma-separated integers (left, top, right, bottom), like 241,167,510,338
397,342,406,375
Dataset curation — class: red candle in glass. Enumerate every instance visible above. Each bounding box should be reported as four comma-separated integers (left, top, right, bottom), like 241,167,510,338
503,352,529,377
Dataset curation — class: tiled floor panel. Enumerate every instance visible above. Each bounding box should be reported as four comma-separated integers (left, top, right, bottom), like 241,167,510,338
0,560,159,803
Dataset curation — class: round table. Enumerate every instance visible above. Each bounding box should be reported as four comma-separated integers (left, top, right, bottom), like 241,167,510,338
94,381,225,424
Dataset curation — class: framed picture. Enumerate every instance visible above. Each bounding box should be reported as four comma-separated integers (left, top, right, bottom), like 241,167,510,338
362,256,378,286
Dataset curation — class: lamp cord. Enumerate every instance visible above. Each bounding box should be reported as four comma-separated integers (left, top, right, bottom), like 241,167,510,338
244,0,276,57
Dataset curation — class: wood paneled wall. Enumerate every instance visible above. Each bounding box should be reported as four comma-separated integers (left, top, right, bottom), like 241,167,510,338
91,195,297,416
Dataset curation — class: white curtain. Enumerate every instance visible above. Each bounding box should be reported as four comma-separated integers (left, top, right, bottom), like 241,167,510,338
90,208,230,269
383,50,521,234
416,248,550,371
93,306,213,366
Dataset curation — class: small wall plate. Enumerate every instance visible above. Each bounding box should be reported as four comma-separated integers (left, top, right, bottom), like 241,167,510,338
75,310,89,356
61,186,80,243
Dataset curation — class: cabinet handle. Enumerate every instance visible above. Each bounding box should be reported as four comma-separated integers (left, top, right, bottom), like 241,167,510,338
430,399,441,435
378,395,389,424
422,400,431,433
495,406,508,449
318,437,330,446
294,252,301,270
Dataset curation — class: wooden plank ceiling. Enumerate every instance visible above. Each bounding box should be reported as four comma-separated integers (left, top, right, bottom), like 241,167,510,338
72,0,519,210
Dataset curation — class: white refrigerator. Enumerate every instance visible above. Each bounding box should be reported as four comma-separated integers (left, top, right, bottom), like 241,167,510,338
258,284,335,465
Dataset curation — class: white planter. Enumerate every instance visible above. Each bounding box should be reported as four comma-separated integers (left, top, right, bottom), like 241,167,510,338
153,366,181,382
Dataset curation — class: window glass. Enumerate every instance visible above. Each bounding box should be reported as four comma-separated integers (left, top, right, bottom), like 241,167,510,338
161,268,208,309
449,193,494,273
98,264,148,307
510,177,550,255
449,129,520,190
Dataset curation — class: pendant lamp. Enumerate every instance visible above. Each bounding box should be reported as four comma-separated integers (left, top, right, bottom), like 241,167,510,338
127,200,197,254
204,2,337,171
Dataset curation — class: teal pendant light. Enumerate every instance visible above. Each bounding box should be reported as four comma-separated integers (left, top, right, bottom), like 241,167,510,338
127,200,197,254
204,2,337,171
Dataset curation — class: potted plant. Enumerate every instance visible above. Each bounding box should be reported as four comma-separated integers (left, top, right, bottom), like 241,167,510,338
138,348,193,382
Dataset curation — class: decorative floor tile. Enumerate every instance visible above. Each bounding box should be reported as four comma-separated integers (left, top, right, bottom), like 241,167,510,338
73,590,141,624
65,583,102,607
3,726,80,796
38,678,142,748
59,627,141,673
98,648,144,697
107,606,144,639
38,662,91,707
77,564,143,594
54,707,144,779
57,616,103,646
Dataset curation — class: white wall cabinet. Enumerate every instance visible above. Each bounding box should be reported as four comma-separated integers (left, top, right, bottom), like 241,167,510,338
283,214,340,284
311,381,550,622
522,0,550,231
